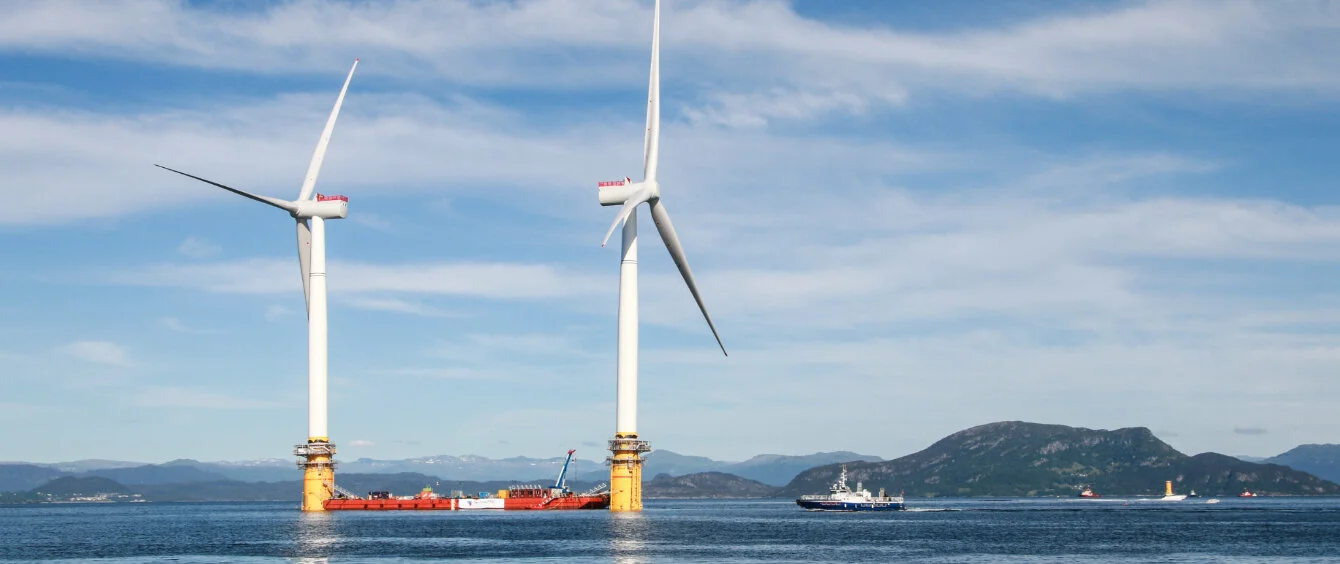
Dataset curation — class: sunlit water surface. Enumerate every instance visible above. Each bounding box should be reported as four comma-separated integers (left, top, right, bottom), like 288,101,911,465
2,497,1339,562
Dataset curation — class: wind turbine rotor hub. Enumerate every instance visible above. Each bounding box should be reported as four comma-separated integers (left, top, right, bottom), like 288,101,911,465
293,199,349,220
596,179,660,207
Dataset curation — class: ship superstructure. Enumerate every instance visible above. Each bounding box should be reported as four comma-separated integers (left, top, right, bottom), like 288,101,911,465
795,466,905,511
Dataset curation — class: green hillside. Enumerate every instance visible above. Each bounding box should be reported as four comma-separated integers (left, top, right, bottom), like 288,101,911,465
780,421,1340,497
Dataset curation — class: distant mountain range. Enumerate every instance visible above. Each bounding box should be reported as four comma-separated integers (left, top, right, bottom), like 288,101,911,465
0,450,881,493
1264,444,1340,484
6,425,1339,501
576,450,882,486
644,472,777,498
779,422,1340,498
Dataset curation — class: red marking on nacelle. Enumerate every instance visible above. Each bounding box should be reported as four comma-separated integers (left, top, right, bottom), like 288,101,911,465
316,194,349,202
598,180,626,188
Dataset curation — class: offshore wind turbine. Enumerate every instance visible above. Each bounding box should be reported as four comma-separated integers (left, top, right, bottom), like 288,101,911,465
155,59,358,512
596,0,726,513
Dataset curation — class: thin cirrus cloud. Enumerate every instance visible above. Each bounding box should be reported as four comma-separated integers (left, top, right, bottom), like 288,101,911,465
0,0,1335,101
158,317,223,335
55,340,133,367
131,386,285,410
176,236,221,259
342,297,460,318
106,258,606,300
0,93,626,226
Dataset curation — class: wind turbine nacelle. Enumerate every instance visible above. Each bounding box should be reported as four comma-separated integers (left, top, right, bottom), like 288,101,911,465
294,198,348,219
598,178,639,206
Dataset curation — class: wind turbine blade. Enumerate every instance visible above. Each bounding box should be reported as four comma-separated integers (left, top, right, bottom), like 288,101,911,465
155,164,297,213
649,200,726,356
602,188,653,248
296,58,359,202
642,0,660,182
296,219,312,317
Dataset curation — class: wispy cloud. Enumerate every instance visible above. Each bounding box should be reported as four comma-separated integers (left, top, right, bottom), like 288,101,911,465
158,316,222,334
1,1,1335,99
373,367,517,381
56,341,132,367
684,87,908,129
108,258,605,300
0,91,629,225
1234,427,1269,436
350,213,397,233
348,439,375,447
264,304,294,321
342,296,459,317
176,236,221,259
131,386,285,410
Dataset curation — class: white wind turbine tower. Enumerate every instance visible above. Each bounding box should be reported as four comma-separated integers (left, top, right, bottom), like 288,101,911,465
596,0,726,513
155,59,358,512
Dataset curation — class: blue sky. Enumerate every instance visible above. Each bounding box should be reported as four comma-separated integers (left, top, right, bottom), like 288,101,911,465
3,0,1340,465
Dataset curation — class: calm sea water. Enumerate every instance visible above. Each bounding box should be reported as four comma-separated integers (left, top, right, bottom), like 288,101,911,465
2,497,1339,562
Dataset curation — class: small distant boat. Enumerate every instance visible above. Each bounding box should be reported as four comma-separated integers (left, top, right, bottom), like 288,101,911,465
796,466,905,511
1078,486,1101,498
1159,480,1187,501
1238,490,1259,497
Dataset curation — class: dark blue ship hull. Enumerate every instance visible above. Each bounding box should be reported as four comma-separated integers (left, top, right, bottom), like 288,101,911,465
795,499,905,511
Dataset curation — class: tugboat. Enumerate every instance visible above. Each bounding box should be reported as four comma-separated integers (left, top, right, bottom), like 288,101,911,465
795,466,905,511
1078,486,1101,498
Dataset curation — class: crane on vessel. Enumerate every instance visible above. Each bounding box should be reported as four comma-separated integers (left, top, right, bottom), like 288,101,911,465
553,449,577,493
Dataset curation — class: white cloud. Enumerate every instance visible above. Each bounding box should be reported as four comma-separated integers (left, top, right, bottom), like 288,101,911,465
0,0,1335,103
350,213,397,233
108,258,605,300
56,341,132,367
0,92,631,225
348,439,375,447
341,297,458,317
684,87,908,129
264,305,294,321
373,367,518,381
131,386,285,409
176,236,221,258
158,316,221,334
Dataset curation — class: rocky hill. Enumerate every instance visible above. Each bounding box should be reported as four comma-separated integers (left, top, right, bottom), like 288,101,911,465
643,472,779,498
1266,444,1340,484
779,421,1340,497
32,476,131,496
727,452,882,486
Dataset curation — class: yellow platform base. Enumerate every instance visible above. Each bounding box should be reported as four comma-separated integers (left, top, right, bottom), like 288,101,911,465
609,433,646,512
298,437,335,512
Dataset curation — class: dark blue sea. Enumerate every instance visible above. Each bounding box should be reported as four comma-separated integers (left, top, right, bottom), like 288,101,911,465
3,497,1339,562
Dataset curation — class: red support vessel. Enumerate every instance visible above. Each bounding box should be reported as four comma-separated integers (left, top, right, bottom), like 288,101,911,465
323,449,610,511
